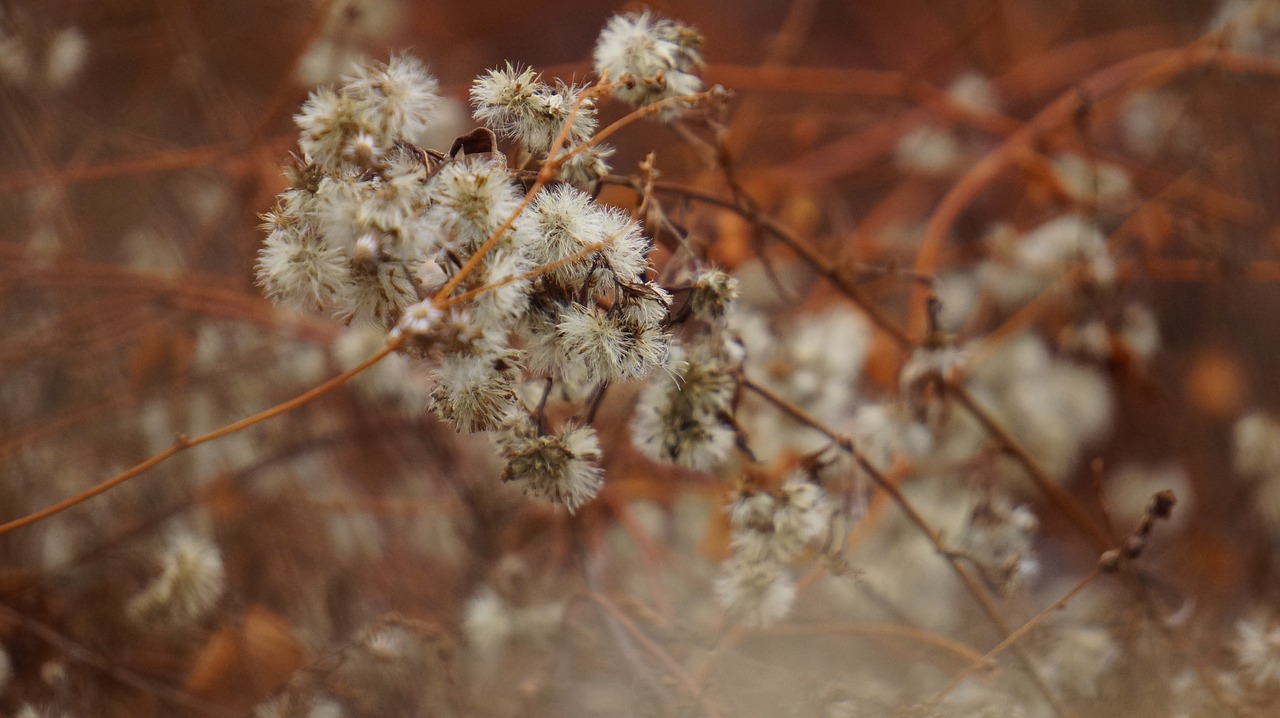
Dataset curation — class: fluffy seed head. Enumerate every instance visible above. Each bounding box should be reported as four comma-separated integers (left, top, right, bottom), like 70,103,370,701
426,156,527,253
431,352,520,432
714,556,795,627
632,340,736,471
593,11,704,118
471,64,597,153
128,534,225,627
256,209,349,313
343,54,441,146
500,423,605,512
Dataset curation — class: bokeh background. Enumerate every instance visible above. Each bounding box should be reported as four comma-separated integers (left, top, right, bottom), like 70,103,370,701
4,0,1280,716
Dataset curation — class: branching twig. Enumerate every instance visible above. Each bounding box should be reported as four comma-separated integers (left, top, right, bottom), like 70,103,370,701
0,603,237,718
740,376,1071,717
0,341,399,534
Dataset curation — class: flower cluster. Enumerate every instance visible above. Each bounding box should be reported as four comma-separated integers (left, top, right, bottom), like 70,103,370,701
470,63,617,188
257,54,443,322
715,473,834,626
259,14,711,515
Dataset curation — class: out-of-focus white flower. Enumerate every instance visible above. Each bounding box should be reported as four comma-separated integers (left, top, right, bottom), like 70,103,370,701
128,533,225,627
1236,613,1280,689
714,555,796,627
895,125,962,175
1234,410,1280,478
1050,153,1132,207
982,215,1116,308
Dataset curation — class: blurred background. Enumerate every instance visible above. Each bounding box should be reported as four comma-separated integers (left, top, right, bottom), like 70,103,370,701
3,0,1280,716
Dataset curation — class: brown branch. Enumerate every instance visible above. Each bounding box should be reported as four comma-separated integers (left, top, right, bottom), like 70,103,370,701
910,47,1280,340
943,381,1114,550
0,603,237,718
922,570,1101,712
740,376,1070,717
600,175,918,348
0,341,399,535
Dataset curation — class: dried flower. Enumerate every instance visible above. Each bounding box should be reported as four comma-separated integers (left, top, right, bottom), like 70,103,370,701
256,208,349,312
500,422,605,512
687,268,739,319
593,11,704,118
128,534,225,627
296,54,440,171
632,339,737,471
425,155,531,254
714,556,795,627
430,351,521,432
470,64,597,153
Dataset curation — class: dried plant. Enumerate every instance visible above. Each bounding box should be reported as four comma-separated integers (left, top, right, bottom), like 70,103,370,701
5,1,1280,717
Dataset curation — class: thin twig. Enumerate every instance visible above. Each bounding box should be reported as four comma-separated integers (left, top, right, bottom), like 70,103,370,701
0,603,237,718
741,376,1071,717
944,381,1114,550
922,570,1101,712
588,591,725,718
0,341,399,535
599,175,918,348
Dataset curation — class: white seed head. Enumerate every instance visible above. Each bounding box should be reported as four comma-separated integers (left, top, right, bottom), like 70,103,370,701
425,156,527,253
688,268,739,319
551,294,668,385
530,184,603,288
593,11,704,118
337,259,418,324
128,534,225,627
556,142,614,189
296,55,440,171
500,423,605,512
464,246,533,331
714,556,795,627
471,64,597,153
632,339,736,471
773,474,833,554
343,53,441,147
256,215,349,313
431,351,520,433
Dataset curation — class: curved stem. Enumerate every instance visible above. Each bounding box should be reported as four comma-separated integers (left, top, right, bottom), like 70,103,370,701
0,341,399,535
909,47,1280,340
741,376,1069,716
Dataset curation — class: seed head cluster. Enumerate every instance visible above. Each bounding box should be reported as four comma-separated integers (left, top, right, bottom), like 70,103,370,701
257,13,713,515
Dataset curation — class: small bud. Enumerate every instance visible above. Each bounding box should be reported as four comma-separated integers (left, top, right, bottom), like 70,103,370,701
1098,549,1122,573
1149,489,1177,520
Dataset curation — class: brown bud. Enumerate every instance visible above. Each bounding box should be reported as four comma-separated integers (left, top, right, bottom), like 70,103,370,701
1149,490,1177,520
1098,549,1123,573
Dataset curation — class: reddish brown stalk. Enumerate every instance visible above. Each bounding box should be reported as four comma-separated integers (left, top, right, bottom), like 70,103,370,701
0,340,399,535
739,376,1071,717
909,47,1280,340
